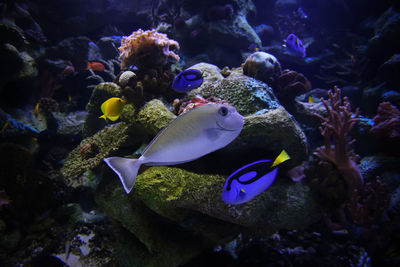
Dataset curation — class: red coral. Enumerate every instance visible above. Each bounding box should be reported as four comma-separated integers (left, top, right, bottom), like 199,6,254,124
370,102,400,152
174,95,229,115
314,86,362,199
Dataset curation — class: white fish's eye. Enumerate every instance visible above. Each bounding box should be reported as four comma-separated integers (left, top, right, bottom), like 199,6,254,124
218,106,228,116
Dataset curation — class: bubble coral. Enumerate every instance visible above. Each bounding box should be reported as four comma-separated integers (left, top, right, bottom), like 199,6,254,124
243,52,282,84
118,29,180,69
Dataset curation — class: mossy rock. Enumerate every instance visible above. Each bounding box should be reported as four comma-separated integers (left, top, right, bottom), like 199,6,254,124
61,122,138,187
95,176,205,267
232,106,309,167
135,99,176,135
187,67,279,116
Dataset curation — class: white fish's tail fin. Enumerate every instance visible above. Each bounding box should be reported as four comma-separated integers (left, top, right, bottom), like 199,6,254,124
104,157,141,194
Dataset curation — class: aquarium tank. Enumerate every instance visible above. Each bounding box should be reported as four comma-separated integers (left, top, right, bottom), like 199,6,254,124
1,0,400,266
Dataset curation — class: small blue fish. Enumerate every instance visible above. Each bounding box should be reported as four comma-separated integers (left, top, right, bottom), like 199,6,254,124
222,150,290,205
283,33,306,58
172,69,204,92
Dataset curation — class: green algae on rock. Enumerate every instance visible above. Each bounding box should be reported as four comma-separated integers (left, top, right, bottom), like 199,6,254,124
235,106,309,167
187,67,280,116
61,122,136,187
95,177,205,267
135,99,176,135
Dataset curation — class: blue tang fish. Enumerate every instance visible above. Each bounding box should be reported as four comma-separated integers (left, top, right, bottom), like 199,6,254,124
105,104,244,194
283,33,306,58
222,150,290,205
172,69,204,92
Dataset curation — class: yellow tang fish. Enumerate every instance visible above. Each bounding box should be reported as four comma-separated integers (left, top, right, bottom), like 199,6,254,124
99,97,126,121
271,150,291,168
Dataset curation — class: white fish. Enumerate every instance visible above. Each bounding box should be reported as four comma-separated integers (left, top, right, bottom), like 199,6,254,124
104,104,244,194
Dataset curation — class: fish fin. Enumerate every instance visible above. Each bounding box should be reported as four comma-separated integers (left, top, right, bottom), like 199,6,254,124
271,150,291,168
101,101,107,114
204,128,222,141
104,157,141,194
107,115,120,121
98,114,107,120
86,62,91,70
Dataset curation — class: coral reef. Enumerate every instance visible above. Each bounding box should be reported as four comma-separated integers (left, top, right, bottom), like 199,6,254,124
118,29,180,69
273,69,312,113
370,102,400,154
243,52,282,84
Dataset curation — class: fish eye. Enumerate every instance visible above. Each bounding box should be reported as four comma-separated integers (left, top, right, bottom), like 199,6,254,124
219,106,228,116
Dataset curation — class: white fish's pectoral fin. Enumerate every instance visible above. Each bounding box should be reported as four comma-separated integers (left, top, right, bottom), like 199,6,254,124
204,127,222,141
104,157,141,194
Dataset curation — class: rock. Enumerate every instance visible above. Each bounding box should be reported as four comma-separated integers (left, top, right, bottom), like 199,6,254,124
97,36,121,60
0,43,37,89
135,99,176,135
234,106,309,167
187,62,224,89
53,111,88,136
208,14,261,50
187,67,280,116
379,53,400,90
96,180,205,267
45,36,91,70
61,122,138,187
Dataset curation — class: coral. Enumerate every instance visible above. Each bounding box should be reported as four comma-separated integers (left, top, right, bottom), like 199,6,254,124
313,86,362,200
80,142,100,160
370,101,400,152
174,95,228,115
243,52,282,84
117,70,136,87
273,69,311,112
37,97,59,115
118,29,180,69
346,176,390,227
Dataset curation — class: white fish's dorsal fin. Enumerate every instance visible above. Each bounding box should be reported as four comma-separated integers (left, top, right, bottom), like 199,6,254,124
141,104,220,156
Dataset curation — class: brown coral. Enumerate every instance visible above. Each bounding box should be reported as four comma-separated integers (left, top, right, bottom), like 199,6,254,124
118,29,180,69
273,69,311,112
314,86,362,199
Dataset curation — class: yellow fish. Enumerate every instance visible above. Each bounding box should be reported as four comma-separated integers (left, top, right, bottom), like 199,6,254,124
308,96,315,103
99,97,126,121
34,103,40,117
1,120,10,134
271,150,291,168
